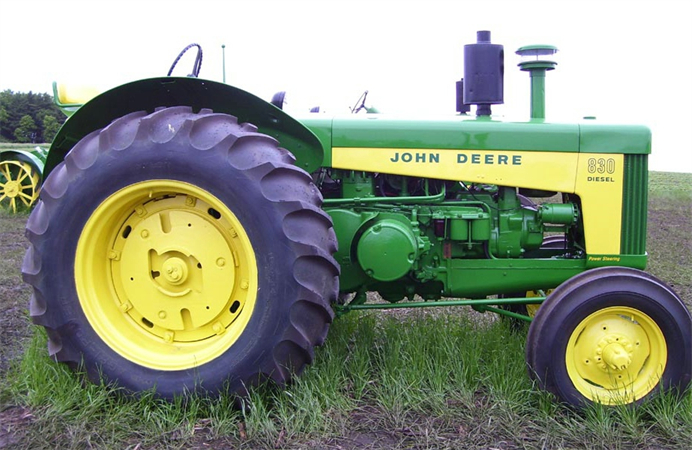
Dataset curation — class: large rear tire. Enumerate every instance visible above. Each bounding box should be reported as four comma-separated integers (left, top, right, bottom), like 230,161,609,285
23,107,339,398
526,267,692,407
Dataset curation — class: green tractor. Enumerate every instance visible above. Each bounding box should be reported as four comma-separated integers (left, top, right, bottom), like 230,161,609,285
22,32,691,407
0,146,47,213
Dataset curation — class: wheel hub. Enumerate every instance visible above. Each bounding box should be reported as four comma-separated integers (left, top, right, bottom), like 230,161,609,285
162,257,188,285
117,205,236,333
4,180,19,197
597,335,634,371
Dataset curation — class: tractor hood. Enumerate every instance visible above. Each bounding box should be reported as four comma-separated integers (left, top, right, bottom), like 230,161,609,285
299,114,651,168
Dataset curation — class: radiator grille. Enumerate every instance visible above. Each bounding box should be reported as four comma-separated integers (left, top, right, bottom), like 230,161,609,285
621,154,648,254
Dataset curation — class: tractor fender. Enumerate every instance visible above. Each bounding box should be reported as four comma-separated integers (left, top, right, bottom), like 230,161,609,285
45,77,325,177
0,150,46,182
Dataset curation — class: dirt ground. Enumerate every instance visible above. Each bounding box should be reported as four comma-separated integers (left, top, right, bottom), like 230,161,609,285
0,213,33,376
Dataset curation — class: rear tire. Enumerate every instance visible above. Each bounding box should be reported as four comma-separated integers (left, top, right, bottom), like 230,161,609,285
526,267,692,406
23,107,339,398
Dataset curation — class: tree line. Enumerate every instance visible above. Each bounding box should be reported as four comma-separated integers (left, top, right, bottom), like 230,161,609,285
0,90,66,144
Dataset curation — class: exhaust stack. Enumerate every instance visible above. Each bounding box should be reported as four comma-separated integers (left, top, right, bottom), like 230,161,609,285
463,31,504,117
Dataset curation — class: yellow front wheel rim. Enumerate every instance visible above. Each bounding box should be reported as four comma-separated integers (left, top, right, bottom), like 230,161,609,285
75,180,258,371
566,306,667,404
525,289,551,318
0,160,39,213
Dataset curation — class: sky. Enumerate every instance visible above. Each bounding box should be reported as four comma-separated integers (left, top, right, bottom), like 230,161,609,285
1,0,690,173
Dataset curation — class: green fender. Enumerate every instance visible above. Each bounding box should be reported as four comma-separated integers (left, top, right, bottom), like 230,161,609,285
45,77,325,177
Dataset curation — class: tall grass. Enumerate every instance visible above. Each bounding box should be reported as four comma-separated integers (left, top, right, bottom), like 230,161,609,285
4,312,692,449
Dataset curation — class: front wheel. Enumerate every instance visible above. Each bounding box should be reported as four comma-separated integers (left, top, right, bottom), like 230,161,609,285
526,267,692,407
23,107,339,398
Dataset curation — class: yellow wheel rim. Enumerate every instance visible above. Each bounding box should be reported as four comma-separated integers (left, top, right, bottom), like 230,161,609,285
0,160,40,213
75,180,258,371
525,290,549,318
566,306,667,404
526,303,541,317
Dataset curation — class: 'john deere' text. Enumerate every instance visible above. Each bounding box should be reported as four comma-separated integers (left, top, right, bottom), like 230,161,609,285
389,152,522,165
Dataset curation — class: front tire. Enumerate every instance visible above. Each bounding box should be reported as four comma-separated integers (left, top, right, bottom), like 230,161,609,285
526,267,692,406
23,107,339,398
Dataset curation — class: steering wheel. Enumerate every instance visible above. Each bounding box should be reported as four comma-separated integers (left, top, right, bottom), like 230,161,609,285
167,44,203,77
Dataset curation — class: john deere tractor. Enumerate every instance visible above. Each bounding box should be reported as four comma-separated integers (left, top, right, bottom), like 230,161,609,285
23,32,691,407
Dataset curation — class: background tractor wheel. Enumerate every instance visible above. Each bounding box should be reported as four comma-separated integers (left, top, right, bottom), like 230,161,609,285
526,267,692,407
499,291,543,331
499,235,566,329
22,107,339,398
0,159,40,213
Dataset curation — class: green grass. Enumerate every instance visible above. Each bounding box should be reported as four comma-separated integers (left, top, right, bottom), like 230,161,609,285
6,314,692,449
648,171,692,200
0,143,49,150
0,171,691,449
646,172,692,307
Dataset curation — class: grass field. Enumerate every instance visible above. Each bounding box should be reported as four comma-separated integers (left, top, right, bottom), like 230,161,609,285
0,143,48,150
0,172,690,449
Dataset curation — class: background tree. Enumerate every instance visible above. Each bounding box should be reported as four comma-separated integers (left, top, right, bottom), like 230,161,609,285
14,114,38,143
0,105,8,142
42,114,60,143
0,89,65,143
